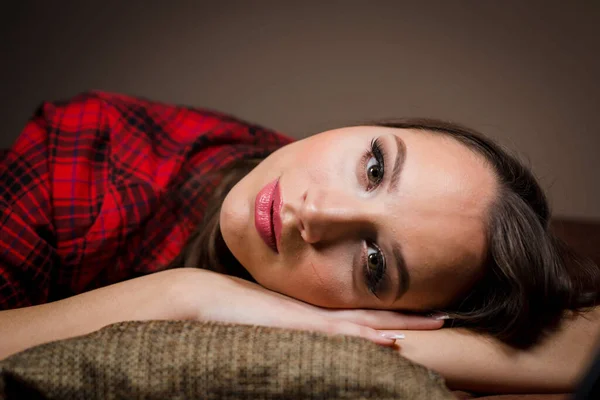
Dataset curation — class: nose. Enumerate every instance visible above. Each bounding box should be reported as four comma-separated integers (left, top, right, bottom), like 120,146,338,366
294,187,376,244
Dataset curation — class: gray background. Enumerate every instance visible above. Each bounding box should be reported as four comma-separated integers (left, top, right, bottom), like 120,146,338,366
2,1,599,219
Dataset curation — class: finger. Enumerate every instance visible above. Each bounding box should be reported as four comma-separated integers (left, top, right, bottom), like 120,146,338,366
378,330,405,351
323,309,446,330
322,320,398,347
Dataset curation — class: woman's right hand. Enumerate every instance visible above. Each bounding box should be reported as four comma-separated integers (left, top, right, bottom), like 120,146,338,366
176,268,444,346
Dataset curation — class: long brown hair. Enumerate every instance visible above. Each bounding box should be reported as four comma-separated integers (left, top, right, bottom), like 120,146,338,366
173,118,600,349
170,158,261,282
372,118,600,348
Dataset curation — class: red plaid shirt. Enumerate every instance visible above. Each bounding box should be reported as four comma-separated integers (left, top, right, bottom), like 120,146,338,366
0,91,292,310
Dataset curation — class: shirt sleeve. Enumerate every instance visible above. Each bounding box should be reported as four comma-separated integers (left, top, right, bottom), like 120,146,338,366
1,104,61,310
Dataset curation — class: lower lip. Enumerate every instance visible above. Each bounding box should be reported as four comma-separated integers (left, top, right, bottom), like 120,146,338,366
254,178,283,253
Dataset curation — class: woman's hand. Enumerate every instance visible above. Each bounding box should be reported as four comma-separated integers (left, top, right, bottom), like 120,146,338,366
176,268,443,346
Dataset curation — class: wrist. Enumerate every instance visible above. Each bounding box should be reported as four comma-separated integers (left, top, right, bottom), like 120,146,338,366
164,268,220,321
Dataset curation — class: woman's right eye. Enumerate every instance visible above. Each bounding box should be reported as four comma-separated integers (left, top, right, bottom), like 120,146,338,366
364,241,386,296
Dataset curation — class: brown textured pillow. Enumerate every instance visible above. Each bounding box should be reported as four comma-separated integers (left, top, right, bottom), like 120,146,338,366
0,321,453,399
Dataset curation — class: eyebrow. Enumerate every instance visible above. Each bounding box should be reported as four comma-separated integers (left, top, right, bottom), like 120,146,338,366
392,242,410,301
388,134,407,194
386,134,410,300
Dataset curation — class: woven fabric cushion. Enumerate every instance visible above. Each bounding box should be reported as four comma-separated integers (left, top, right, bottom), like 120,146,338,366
0,321,453,399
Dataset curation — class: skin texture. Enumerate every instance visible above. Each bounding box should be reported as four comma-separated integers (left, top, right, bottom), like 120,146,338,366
220,126,498,311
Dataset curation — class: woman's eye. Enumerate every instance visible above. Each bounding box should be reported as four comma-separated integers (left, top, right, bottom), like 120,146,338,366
366,157,383,185
364,138,385,190
365,242,386,295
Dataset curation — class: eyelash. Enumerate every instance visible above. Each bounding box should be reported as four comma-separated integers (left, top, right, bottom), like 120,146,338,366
361,137,387,295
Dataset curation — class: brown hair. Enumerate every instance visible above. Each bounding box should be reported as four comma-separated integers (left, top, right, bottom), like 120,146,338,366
372,118,600,348
173,118,600,349
171,158,260,282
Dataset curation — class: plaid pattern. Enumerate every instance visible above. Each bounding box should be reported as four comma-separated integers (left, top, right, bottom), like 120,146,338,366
0,91,292,310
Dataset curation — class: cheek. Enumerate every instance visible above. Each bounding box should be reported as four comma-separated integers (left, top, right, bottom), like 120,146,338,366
295,135,364,185
268,247,359,308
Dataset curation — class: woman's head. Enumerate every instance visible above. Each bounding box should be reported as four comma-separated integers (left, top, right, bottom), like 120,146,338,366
220,123,497,311
178,118,599,348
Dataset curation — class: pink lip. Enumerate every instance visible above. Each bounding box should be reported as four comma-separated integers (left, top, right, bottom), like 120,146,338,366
254,178,283,253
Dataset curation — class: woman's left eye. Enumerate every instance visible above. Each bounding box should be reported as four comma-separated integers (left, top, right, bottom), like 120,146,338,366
365,138,385,190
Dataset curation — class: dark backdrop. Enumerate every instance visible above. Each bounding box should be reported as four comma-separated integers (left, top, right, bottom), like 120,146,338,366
1,0,599,218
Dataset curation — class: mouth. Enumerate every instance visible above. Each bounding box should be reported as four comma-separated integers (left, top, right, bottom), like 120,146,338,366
255,178,283,253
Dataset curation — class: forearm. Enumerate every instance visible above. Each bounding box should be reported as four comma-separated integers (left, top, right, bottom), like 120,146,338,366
395,308,600,393
0,269,194,360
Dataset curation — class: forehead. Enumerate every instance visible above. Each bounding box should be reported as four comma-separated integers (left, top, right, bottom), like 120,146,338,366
380,128,497,308
397,128,495,205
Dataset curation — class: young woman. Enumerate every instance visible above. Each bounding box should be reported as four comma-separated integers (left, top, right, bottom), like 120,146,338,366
1,91,599,393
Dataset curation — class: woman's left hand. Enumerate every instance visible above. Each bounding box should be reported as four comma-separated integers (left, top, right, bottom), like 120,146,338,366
314,308,445,331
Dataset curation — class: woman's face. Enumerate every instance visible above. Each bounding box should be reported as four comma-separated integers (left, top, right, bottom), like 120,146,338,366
220,126,497,311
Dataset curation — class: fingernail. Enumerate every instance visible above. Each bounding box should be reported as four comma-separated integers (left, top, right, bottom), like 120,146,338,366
427,312,451,320
379,332,405,340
